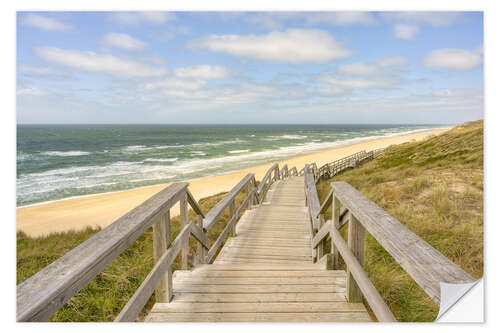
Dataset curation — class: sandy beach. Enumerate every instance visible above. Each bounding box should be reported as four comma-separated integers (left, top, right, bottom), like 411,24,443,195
17,128,449,237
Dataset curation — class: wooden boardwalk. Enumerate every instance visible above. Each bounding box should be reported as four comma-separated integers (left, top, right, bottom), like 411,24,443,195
18,150,475,322
146,176,372,322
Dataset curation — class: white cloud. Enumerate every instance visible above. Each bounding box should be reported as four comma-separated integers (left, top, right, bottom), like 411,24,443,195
109,12,176,25
22,14,72,31
394,24,420,40
305,12,377,26
35,47,167,77
102,33,148,51
376,56,410,67
243,12,377,29
317,75,395,89
189,29,351,64
338,56,409,75
141,78,206,92
339,63,380,76
18,64,71,80
381,12,462,27
423,48,482,71
17,86,47,97
174,65,230,79
19,64,59,76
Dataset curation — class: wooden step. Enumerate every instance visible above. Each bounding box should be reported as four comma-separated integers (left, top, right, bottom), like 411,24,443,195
171,292,346,303
146,311,371,322
173,283,346,293
151,302,366,313
170,276,346,285
175,269,345,278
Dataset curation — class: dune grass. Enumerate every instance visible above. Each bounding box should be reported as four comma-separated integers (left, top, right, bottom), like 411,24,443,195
315,120,483,321
17,189,250,322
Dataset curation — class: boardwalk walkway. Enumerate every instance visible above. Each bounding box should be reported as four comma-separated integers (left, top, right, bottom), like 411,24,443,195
146,176,372,322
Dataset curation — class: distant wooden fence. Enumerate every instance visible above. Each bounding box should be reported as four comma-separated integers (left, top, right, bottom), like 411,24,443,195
303,161,476,322
17,162,296,322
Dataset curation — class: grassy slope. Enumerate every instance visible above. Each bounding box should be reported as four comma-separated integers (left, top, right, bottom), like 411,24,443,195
17,190,249,322
316,120,483,321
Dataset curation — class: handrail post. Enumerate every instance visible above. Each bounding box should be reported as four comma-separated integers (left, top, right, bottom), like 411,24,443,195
196,214,206,265
229,198,236,237
346,212,365,303
180,191,189,270
153,210,173,302
317,214,325,260
332,194,341,269
247,180,255,207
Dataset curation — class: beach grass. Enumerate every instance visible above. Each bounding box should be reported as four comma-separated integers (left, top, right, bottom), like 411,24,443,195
17,189,250,322
315,120,483,321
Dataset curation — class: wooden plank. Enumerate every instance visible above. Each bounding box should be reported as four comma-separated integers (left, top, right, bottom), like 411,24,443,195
229,198,236,237
16,182,188,322
304,167,320,231
222,245,311,256
171,292,346,303
171,276,346,285
206,189,254,262
347,213,365,303
146,311,372,322
180,193,189,270
173,284,346,293
332,195,341,269
189,219,210,250
152,211,172,303
198,264,324,270
228,239,311,247
216,252,311,262
203,173,254,231
186,189,204,218
174,270,345,278
256,164,278,195
318,188,333,217
312,220,333,248
229,235,311,243
332,181,475,304
152,302,366,313
115,222,193,322
214,258,310,265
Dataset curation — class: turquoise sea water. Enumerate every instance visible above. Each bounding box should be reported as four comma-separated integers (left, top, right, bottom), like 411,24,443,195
17,124,442,206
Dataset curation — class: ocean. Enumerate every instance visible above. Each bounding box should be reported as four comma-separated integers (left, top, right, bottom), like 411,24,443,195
16,124,442,206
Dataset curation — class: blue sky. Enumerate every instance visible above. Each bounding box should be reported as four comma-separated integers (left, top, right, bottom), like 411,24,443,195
16,11,483,124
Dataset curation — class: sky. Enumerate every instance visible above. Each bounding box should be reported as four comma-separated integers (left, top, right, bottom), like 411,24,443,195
16,11,484,124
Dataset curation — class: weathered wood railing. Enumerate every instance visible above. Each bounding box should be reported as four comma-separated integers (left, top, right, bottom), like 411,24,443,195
255,163,280,203
304,164,476,321
17,161,295,322
298,148,385,181
315,149,384,183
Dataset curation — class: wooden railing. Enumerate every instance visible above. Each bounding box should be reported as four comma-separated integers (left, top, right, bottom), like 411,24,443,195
17,162,294,322
255,163,280,203
304,164,476,321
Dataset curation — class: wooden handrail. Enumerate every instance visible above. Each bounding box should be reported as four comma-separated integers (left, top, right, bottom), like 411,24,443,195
17,182,189,322
331,181,475,304
304,164,320,232
256,163,278,196
206,187,257,262
203,173,255,231
186,189,204,218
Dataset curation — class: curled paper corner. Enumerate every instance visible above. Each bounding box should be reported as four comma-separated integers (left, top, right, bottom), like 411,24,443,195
436,279,483,322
